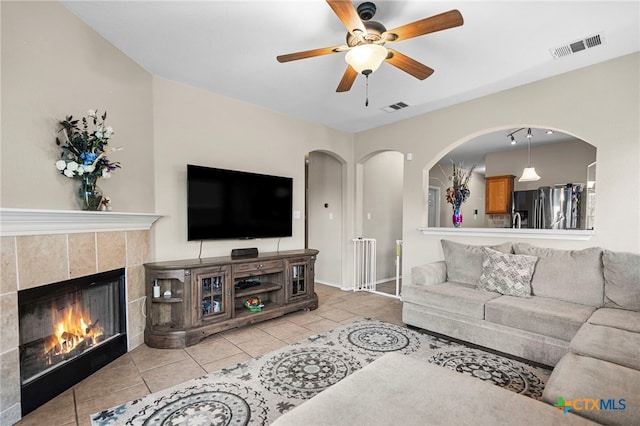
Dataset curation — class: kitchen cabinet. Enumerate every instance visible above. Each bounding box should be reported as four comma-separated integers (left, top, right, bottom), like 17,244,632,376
486,175,515,214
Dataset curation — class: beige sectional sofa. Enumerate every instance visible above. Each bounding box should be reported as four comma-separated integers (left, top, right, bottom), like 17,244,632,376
273,240,638,425
404,240,640,425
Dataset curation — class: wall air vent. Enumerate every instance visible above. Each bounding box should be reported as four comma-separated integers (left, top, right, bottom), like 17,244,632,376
381,101,409,113
550,33,605,59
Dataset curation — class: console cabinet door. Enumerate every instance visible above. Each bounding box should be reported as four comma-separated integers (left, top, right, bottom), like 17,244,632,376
285,257,315,302
191,266,232,325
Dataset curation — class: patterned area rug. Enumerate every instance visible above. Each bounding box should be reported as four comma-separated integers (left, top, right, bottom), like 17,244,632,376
91,319,550,425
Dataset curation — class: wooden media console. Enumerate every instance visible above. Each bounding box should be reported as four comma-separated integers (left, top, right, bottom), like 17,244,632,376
144,249,319,348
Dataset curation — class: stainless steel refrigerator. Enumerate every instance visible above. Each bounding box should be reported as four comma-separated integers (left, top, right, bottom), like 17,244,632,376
512,184,586,229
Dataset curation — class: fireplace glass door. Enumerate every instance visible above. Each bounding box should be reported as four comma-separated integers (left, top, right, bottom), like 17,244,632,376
18,268,126,415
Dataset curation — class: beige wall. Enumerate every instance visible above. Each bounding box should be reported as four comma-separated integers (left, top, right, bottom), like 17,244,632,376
151,77,354,265
487,139,596,191
1,1,155,213
0,2,355,284
355,53,640,280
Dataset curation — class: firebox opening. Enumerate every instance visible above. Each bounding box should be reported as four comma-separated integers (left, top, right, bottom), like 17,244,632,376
18,268,127,416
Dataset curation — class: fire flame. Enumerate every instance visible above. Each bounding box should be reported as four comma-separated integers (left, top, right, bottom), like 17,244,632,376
44,300,103,362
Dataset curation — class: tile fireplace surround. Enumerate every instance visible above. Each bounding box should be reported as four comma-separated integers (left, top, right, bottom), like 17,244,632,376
0,208,161,424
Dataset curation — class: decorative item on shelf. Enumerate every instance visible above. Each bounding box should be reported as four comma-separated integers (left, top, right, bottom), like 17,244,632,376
213,277,222,290
445,161,476,228
452,204,463,228
244,296,264,312
54,109,122,210
100,196,112,211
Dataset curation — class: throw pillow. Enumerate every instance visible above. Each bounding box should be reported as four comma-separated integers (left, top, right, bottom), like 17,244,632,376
513,243,604,307
441,239,513,286
478,247,538,298
603,250,640,311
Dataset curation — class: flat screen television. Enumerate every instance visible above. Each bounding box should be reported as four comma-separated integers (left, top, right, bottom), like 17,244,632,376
187,164,293,241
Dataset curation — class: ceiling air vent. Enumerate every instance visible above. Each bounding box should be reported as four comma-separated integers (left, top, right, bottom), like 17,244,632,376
382,101,409,113
550,33,605,60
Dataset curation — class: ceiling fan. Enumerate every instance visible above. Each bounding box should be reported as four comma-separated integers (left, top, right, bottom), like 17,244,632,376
277,0,463,93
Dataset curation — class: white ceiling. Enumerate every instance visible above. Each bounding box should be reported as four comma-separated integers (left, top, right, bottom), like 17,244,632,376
62,1,639,159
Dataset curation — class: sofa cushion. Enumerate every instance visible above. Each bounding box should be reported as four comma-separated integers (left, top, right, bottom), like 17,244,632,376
441,239,513,286
403,281,501,319
543,353,640,426
570,323,640,370
411,261,447,286
603,250,640,311
478,247,537,298
275,353,595,426
587,307,640,333
485,296,595,341
513,244,604,307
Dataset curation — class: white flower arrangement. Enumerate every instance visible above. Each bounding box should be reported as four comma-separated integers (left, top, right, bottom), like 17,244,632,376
55,109,122,180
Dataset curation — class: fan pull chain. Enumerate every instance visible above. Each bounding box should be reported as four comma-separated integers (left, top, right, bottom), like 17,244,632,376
365,74,369,107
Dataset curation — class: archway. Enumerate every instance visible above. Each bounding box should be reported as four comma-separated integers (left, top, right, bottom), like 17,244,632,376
306,150,346,288
358,150,404,297
426,127,597,230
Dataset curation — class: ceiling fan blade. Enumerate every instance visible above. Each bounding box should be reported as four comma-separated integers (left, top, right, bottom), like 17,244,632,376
326,0,367,36
277,45,346,63
383,9,463,42
336,66,358,92
385,49,434,80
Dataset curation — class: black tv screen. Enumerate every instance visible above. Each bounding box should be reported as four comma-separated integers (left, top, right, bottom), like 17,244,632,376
187,164,293,241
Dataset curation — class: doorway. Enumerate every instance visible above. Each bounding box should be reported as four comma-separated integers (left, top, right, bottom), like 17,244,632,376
306,151,344,288
360,151,404,298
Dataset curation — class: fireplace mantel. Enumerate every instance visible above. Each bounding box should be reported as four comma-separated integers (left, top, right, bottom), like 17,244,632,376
0,208,162,236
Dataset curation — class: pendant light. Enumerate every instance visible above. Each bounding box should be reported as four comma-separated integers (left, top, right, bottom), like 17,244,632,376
518,128,541,182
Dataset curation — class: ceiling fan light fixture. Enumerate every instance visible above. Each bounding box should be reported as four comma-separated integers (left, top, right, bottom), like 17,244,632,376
345,44,388,74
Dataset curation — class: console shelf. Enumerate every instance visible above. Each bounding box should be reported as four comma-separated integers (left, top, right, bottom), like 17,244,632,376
144,249,319,348
151,297,183,304
234,300,280,319
234,283,282,299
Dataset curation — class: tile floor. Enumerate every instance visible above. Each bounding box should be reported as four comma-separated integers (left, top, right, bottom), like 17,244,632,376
16,284,403,426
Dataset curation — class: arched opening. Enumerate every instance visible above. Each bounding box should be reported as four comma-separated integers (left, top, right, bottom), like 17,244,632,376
426,127,597,230
358,150,404,296
306,150,346,288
